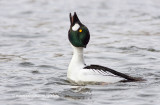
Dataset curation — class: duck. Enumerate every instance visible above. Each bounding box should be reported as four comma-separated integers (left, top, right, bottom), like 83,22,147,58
67,12,141,85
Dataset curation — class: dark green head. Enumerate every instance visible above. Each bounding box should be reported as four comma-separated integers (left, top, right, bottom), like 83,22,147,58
68,12,90,48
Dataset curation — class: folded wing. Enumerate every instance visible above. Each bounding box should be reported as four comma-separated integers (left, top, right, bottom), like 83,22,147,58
84,65,141,82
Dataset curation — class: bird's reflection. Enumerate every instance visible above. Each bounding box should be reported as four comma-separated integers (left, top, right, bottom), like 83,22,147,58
53,86,92,100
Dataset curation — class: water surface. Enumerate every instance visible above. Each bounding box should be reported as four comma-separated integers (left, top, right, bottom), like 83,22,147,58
0,0,160,105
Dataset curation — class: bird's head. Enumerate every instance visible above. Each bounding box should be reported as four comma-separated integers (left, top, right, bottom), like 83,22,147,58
68,12,90,48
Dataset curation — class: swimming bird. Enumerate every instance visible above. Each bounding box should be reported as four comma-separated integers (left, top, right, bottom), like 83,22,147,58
67,12,141,85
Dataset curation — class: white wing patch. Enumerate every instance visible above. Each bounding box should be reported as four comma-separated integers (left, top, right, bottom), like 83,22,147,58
80,68,123,83
72,23,80,31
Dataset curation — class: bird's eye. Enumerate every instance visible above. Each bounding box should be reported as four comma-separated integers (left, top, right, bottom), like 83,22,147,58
79,29,82,32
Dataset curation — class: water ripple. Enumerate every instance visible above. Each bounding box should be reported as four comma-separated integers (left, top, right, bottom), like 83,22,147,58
0,0,160,105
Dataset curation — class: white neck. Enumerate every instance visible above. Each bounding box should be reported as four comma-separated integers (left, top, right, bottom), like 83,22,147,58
68,45,85,72
71,45,85,66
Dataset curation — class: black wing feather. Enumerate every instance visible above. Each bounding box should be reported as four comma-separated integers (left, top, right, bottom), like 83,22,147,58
84,65,142,81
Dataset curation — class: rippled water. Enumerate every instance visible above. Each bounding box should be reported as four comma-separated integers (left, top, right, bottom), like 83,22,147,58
0,0,160,105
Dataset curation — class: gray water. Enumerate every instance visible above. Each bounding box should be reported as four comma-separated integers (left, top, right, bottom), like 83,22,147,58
0,0,160,105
